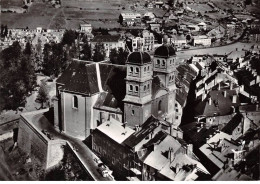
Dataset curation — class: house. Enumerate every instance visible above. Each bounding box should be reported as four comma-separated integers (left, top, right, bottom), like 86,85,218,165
199,131,242,173
193,35,211,46
171,34,187,47
197,22,207,31
149,23,161,32
144,12,156,23
119,12,142,26
90,35,125,57
80,24,92,34
142,30,155,52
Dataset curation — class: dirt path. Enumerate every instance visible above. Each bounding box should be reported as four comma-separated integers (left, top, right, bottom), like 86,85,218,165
47,8,62,29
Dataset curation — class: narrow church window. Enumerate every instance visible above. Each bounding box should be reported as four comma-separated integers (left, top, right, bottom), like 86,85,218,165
135,86,139,92
169,76,172,81
144,67,146,72
136,67,139,73
73,96,78,108
158,100,162,112
157,59,160,65
162,60,166,66
130,66,133,73
129,85,133,91
132,110,135,115
147,84,150,89
147,66,150,71
144,85,146,91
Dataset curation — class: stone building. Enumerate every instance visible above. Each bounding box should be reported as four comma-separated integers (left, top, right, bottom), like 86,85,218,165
54,39,180,139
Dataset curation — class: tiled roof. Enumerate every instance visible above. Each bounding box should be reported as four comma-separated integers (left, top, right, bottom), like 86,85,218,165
126,52,151,65
123,116,160,148
195,89,240,117
221,113,243,135
56,61,99,95
154,44,176,58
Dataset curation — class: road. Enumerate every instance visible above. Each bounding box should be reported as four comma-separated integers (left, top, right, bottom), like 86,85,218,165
31,112,113,181
176,42,260,59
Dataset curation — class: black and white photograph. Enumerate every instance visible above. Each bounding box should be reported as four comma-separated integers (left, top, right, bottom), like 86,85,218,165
0,0,260,181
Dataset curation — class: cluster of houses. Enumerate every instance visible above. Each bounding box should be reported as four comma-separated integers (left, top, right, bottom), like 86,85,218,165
1,27,65,50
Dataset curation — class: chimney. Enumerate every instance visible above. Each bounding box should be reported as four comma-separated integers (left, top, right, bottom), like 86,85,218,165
176,163,180,173
208,97,212,105
230,82,233,90
168,147,174,163
187,144,193,157
232,95,237,103
202,93,207,101
223,91,227,98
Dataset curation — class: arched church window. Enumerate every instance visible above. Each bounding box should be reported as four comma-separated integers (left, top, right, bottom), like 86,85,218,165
135,86,139,92
129,85,133,91
73,96,78,109
158,100,162,112
147,83,150,89
162,60,166,66
135,67,139,73
130,66,133,73
147,66,150,71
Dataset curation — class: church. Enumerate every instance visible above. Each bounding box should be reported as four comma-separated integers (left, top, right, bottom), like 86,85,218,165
53,40,182,140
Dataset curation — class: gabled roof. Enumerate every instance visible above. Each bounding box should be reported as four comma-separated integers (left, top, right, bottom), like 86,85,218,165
123,116,160,148
56,60,99,95
221,113,243,135
195,90,240,117
96,118,135,144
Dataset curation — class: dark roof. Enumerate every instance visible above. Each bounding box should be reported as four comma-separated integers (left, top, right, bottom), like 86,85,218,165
92,35,121,42
123,116,160,148
195,90,240,117
99,63,126,110
93,92,122,113
221,113,243,135
154,44,176,58
56,61,99,95
176,88,187,107
126,52,151,65
180,122,217,148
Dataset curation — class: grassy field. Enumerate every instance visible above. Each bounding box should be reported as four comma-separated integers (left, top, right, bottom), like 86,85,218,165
0,0,24,8
1,0,141,29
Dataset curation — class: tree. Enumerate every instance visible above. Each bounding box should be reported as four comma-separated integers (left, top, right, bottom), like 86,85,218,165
24,41,32,56
42,42,67,77
168,0,174,7
93,42,106,62
81,39,92,60
61,30,76,46
0,41,36,111
109,48,118,64
36,81,49,109
117,48,128,65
